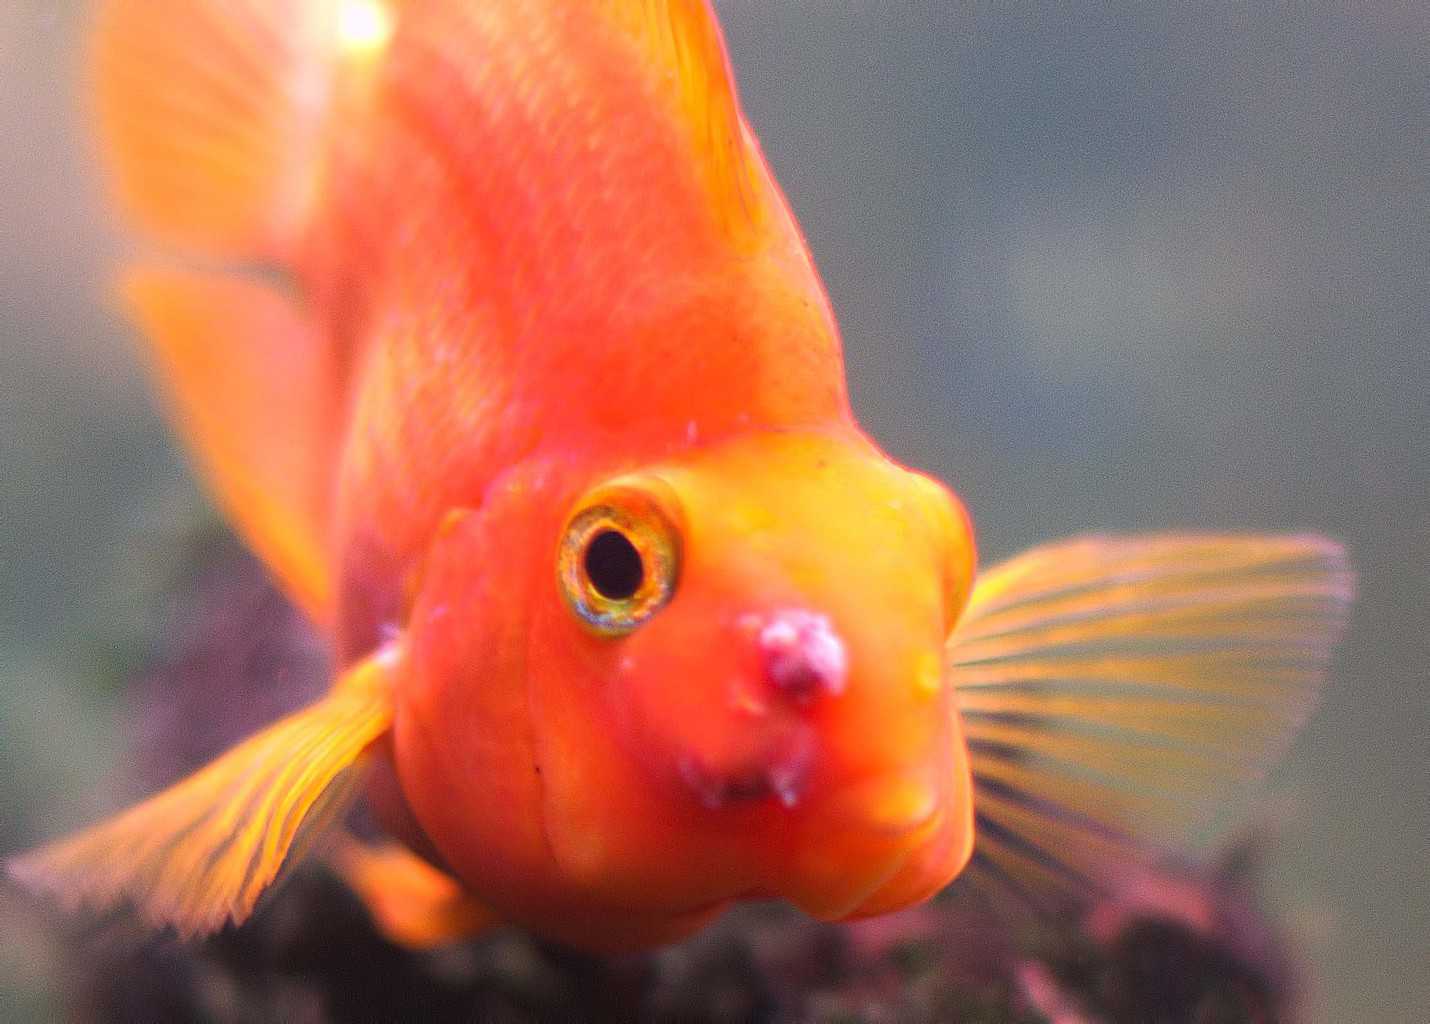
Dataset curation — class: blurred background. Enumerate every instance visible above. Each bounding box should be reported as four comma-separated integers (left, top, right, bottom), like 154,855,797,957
1,3,1425,1021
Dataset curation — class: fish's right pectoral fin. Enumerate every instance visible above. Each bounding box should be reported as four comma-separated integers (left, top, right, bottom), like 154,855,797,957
6,650,397,938
332,836,497,949
947,533,1354,905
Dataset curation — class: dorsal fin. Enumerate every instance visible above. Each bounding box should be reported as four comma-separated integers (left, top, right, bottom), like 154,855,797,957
596,0,768,243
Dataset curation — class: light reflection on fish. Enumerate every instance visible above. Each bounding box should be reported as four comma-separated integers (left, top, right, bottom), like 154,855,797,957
8,0,1353,952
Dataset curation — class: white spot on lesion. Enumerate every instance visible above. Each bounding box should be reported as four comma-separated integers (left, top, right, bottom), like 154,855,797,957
768,761,805,808
758,609,848,699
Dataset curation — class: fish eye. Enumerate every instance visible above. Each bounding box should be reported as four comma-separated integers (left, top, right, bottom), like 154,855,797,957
558,484,681,635
584,530,644,600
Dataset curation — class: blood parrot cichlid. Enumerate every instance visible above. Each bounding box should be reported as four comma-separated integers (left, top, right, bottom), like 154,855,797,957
10,0,1353,952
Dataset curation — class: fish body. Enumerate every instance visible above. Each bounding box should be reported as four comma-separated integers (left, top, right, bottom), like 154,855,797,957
319,4,851,636
9,0,1353,952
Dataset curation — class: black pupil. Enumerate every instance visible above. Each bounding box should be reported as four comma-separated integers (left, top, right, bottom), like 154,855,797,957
584,529,644,601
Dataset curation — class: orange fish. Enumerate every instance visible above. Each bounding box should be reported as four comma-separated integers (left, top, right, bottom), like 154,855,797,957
9,0,1353,952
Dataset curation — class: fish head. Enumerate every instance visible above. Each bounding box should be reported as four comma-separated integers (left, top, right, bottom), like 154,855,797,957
530,430,979,922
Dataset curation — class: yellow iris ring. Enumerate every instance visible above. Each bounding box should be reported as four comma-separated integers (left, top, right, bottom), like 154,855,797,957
558,484,682,636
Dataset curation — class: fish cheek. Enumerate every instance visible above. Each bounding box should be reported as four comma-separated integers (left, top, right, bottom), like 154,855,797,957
392,487,560,914
897,469,977,636
841,701,977,919
524,581,768,910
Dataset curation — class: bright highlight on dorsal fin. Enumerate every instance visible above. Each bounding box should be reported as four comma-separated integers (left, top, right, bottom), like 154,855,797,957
946,533,1353,902
597,0,768,243
120,267,337,622
6,650,396,938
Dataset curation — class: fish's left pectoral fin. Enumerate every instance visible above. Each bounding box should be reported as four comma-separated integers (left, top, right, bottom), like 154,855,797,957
947,533,1354,904
6,651,396,938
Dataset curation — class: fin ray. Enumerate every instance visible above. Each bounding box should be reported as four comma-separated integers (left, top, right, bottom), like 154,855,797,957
950,533,1352,899
597,0,767,243
7,652,395,937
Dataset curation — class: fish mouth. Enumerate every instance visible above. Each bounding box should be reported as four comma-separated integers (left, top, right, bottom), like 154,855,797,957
776,771,947,919
673,719,818,811
676,749,811,810
674,738,943,834
680,765,947,920
781,801,948,921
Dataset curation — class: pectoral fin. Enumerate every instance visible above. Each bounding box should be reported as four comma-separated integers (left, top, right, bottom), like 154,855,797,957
947,533,1353,900
7,649,397,937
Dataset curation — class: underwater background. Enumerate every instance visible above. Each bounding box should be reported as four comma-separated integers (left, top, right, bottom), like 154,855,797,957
1,3,1425,1021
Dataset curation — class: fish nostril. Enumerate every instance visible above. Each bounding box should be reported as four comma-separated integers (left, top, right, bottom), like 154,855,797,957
758,610,847,703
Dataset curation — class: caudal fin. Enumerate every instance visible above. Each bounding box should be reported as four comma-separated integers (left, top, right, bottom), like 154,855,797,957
947,533,1353,901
